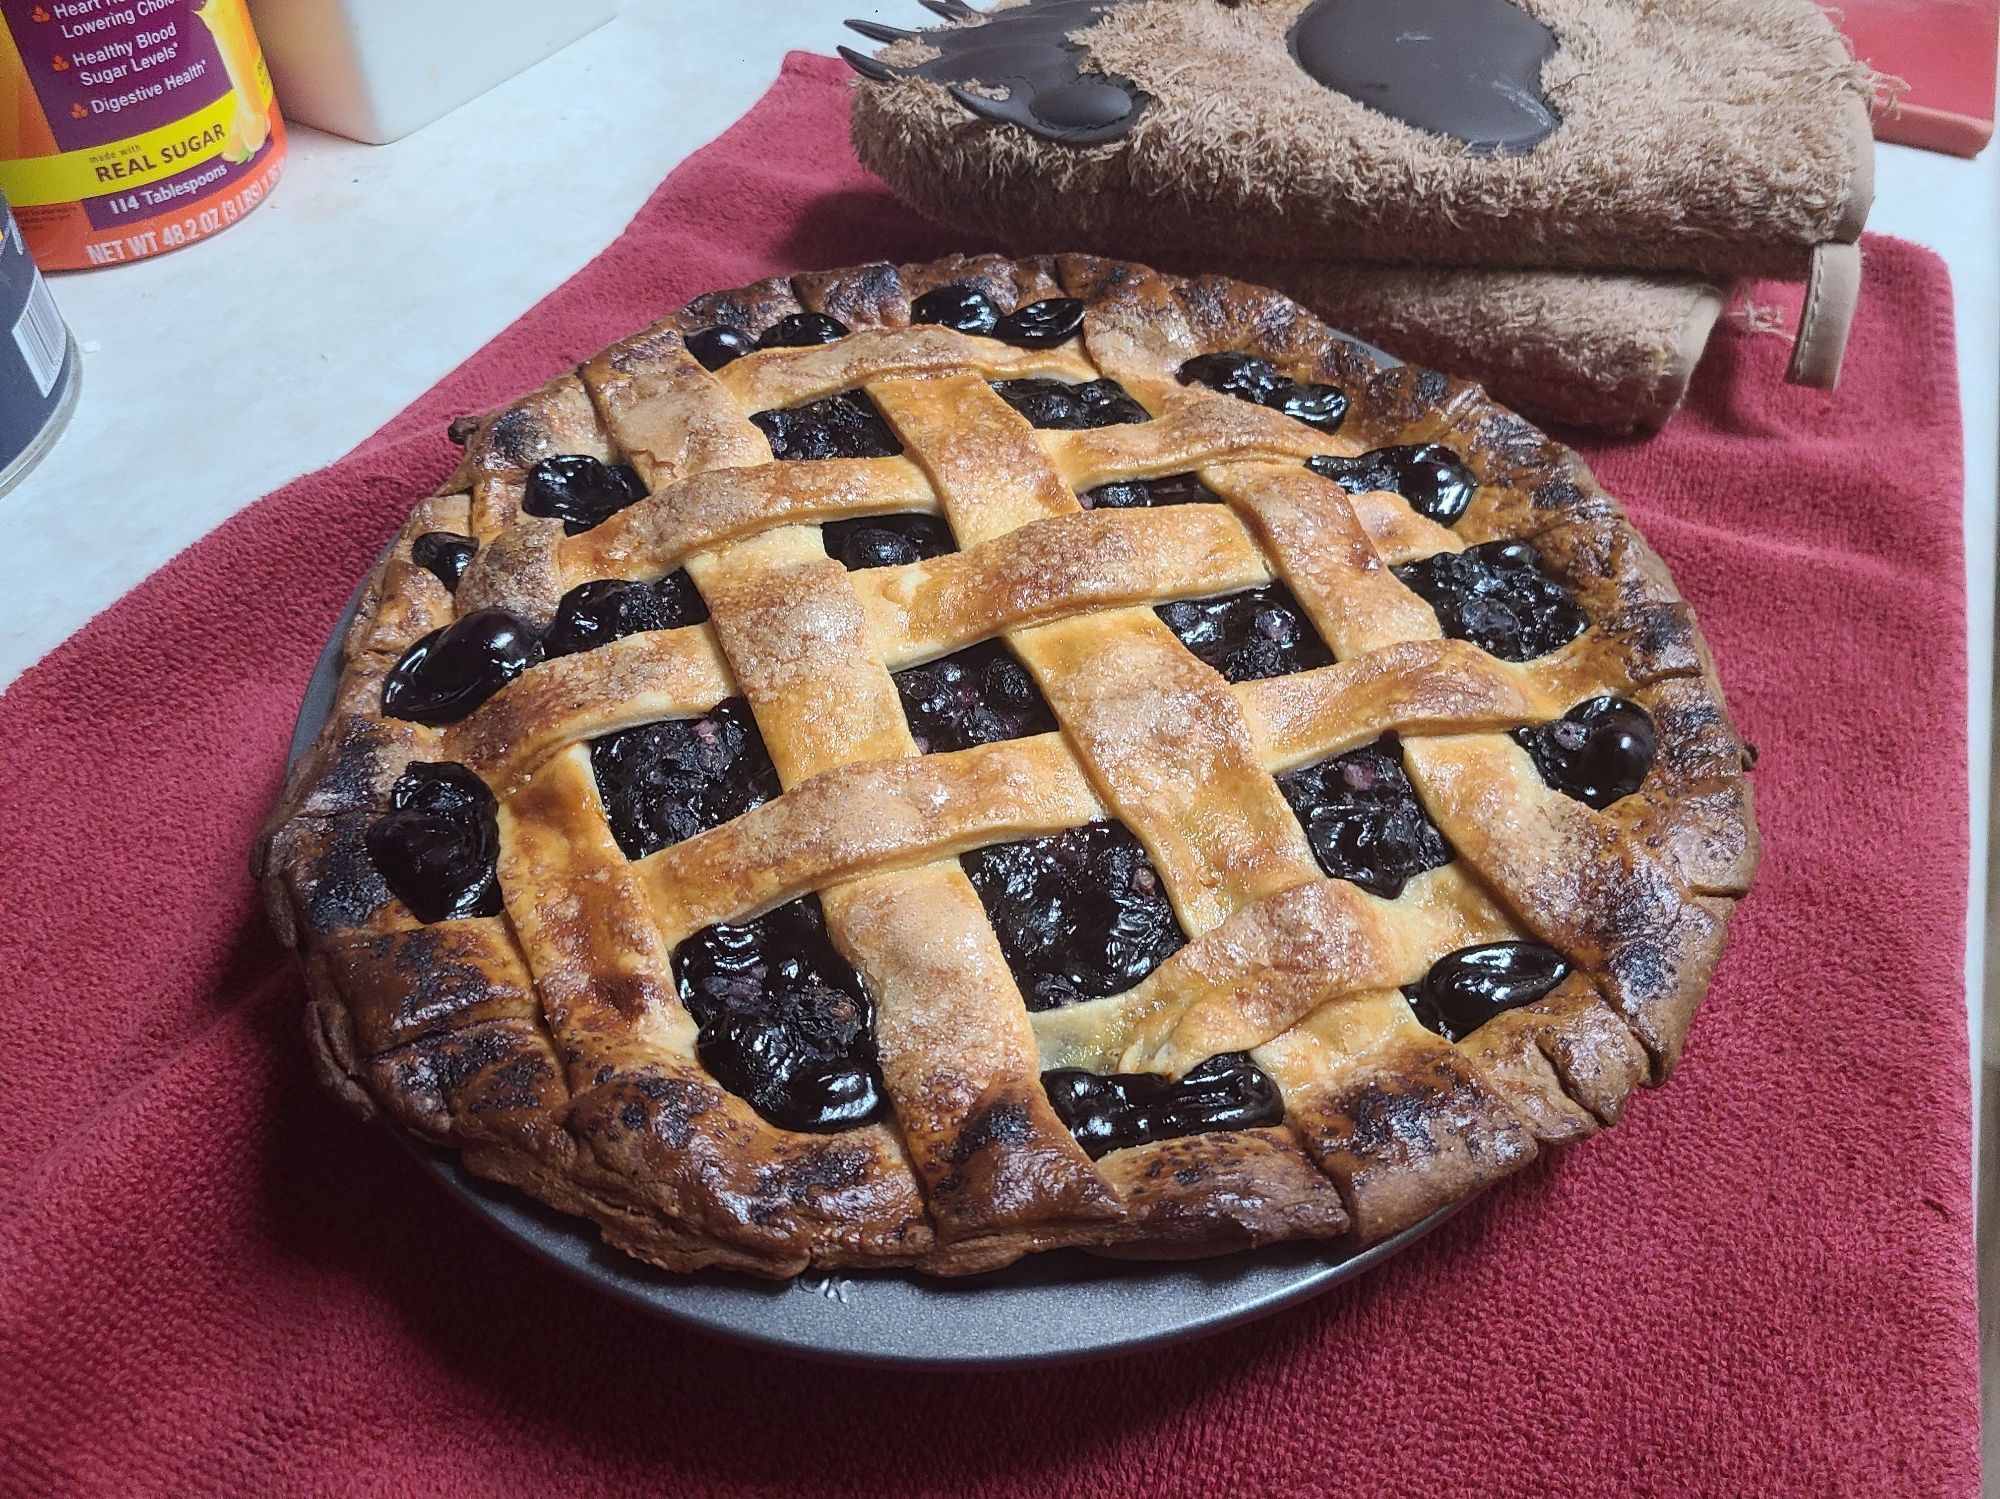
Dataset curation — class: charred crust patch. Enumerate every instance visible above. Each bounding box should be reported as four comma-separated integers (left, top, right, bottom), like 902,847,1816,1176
949,1097,1037,1162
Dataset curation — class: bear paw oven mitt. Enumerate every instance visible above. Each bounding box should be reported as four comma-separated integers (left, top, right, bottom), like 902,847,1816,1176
842,0,1875,432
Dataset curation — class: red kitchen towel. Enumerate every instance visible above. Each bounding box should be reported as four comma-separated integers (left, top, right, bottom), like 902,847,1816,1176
0,52,1977,1498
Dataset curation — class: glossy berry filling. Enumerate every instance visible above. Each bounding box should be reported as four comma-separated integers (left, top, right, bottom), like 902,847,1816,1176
1155,582,1334,683
1308,443,1479,525
961,823,1186,1011
411,531,476,591
1393,540,1586,662
674,894,887,1133
990,376,1149,430
755,311,850,349
522,455,648,535
543,572,708,659
910,283,1000,335
990,297,1085,348
382,609,543,725
685,325,755,370
1042,1052,1285,1159
750,390,903,461
1175,351,1348,434
589,698,781,860
892,639,1058,755
1513,696,1658,810
820,512,956,570
363,763,502,923
1080,471,1219,509
1276,738,1451,898
1404,941,1571,1042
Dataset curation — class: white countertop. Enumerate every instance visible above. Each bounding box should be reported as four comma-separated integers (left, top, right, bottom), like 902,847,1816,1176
5,2,1997,1092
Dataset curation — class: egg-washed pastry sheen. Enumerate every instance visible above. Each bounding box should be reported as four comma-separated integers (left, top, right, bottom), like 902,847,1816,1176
255,253,1759,1278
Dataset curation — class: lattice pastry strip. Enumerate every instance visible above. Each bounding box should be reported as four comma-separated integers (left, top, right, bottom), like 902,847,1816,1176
257,252,1757,1277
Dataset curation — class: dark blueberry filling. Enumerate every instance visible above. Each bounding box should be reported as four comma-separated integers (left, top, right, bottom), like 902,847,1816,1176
1404,941,1571,1042
750,390,903,461
1042,1052,1285,1159
411,531,476,591
990,376,1149,430
686,325,755,370
990,296,1085,349
675,895,886,1133
961,823,1185,1011
1276,737,1451,898
589,698,781,860
523,455,648,535
543,572,708,659
821,512,956,570
1513,696,1657,810
1081,471,1219,509
1307,443,1479,525
1175,352,1348,434
1393,540,1586,662
910,283,1000,335
755,311,851,349
1155,582,1334,683
363,763,502,923
892,639,1058,755
382,609,543,725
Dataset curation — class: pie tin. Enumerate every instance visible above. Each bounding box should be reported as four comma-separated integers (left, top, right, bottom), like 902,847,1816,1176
285,329,1458,1369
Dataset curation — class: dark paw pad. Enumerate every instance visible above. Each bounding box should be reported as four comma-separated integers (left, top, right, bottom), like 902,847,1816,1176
843,1,1150,146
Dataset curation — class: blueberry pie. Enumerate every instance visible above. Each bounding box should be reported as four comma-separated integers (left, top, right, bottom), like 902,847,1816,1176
256,253,1758,1278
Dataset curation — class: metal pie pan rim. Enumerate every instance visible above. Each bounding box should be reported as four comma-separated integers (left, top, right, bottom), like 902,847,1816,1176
286,327,1457,1368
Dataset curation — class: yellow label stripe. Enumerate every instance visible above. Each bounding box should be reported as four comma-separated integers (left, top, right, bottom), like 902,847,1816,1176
0,91,243,209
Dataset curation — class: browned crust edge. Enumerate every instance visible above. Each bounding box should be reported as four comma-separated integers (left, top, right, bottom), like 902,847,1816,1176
255,253,1757,1278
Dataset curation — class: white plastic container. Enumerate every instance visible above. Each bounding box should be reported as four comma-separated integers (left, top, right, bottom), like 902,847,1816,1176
245,0,616,145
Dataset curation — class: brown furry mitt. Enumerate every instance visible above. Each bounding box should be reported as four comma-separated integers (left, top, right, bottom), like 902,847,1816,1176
1253,261,1727,435
845,0,1874,396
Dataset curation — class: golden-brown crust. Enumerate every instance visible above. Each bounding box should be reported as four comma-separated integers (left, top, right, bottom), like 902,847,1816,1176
258,253,1757,1276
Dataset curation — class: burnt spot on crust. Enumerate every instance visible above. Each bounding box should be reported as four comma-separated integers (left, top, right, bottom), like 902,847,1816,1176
483,405,559,472
791,260,910,330
950,1098,1038,1162
752,1142,877,1209
323,923,534,1056
368,1018,569,1151
1596,604,1705,683
583,1070,728,1151
1294,1042,1537,1238
285,816,394,936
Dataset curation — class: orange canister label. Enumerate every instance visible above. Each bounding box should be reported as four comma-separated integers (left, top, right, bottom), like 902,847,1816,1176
0,0,284,269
